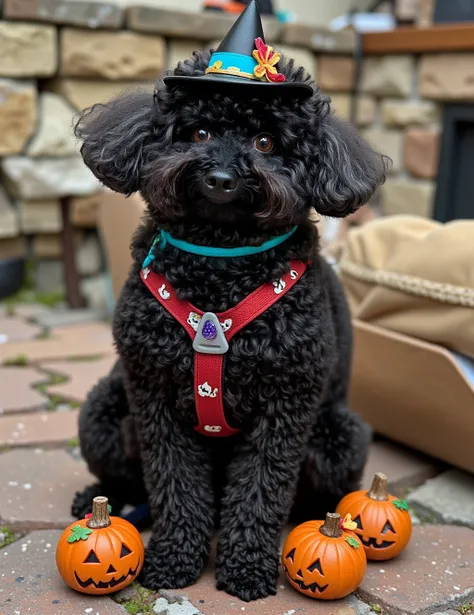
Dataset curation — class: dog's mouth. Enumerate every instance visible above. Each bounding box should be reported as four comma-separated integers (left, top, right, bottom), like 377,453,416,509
284,568,328,594
360,536,395,549
74,560,140,589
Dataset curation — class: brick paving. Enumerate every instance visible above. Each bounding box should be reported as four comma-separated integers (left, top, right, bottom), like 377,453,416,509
0,449,92,530
0,366,48,413
0,316,43,343
408,470,474,529
40,355,117,403
1,306,473,615
0,409,79,448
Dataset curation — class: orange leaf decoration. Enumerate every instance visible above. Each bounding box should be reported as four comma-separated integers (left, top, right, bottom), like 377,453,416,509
252,37,286,83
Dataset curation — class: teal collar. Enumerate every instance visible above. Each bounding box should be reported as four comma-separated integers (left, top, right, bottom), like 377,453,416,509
142,226,298,267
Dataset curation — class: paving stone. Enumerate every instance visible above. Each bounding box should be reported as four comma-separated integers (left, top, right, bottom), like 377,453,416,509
7,303,52,320
330,93,352,121
361,55,414,97
282,23,355,53
0,409,79,448
0,22,57,77
0,316,43,343
40,355,116,403
34,308,106,329
60,28,166,80
127,7,281,43
0,79,37,156
362,128,403,173
420,53,474,100
0,321,114,364
0,367,48,414
381,179,435,218
356,96,377,127
48,78,154,111
358,525,474,615
319,55,355,92
0,529,127,614
404,127,440,179
26,92,77,157
0,449,93,529
19,198,62,234
1,155,101,199
81,273,111,312
161,565,364,614
3,0,123,29
408,470,474,528
363,440,440,495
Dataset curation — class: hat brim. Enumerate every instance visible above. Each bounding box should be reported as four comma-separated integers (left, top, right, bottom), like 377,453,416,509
163,73,313,98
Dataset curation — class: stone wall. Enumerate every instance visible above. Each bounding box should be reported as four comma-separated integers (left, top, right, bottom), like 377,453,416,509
0,0,468,303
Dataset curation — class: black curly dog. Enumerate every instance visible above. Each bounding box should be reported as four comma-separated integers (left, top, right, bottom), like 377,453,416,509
72,50,386,602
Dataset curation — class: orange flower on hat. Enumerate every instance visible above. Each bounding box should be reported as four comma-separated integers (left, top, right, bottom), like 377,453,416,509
252,37,286,83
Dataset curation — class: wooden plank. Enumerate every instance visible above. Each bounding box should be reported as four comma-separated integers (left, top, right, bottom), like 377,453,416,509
363,24,474,55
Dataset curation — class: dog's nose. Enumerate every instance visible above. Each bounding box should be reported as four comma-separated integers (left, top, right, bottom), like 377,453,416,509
203,170,239,202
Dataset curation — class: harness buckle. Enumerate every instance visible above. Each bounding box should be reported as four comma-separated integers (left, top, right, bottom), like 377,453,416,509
193,312,229,355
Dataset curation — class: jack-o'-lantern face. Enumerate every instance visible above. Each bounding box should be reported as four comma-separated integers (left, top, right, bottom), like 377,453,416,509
56,516,144,595
336,473,412,561
282,518,367,600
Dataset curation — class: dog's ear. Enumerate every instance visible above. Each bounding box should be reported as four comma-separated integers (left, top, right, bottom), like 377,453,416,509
74,90,154,195
313,113,388,218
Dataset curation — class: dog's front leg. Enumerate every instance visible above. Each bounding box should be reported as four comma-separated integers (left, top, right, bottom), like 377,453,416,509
137,403,215,590
216,403,314,602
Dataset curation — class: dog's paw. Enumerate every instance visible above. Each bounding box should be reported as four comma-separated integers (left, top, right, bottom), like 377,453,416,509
216,566,278,602
139,548,203,590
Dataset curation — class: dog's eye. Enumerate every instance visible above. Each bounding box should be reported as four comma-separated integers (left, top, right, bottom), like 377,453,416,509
254,134,274,153
193,129,211,143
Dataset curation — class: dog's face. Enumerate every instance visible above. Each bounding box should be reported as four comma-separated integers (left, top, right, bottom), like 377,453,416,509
76,51,386,232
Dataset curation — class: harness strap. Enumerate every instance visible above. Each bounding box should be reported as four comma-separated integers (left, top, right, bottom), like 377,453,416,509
140,259,307,437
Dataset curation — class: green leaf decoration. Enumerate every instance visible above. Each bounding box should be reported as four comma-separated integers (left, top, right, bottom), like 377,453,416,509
393,499,409,511
107,505,112,514
67,525,93,543
345,536,360,549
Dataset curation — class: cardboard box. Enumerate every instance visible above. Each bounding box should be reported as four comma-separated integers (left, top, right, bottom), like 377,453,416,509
350,320,474,474
98,192,145,299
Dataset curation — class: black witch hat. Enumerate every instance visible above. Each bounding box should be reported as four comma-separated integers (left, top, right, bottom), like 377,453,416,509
164,0,312,97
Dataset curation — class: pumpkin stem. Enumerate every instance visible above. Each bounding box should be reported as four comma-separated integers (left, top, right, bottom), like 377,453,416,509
86,496,111,529
319,513,343,538
368,472,389,501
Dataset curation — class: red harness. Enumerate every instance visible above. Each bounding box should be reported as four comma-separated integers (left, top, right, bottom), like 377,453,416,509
140,260,307,437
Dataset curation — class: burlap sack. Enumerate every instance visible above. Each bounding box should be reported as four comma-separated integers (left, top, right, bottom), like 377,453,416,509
339,215,474,359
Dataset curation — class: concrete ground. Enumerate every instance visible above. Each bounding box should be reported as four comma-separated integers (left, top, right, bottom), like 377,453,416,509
0,304,473,615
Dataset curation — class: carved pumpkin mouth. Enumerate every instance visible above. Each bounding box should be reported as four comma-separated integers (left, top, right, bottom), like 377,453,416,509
74,559,140,590
360,537,395,549
283,567,329,594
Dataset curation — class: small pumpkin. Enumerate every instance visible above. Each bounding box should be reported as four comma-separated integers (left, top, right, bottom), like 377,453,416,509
56,496,144,595
282,512,367,600
336,472,412,561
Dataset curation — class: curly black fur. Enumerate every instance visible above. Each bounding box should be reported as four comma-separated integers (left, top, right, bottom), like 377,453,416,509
74,50,384,602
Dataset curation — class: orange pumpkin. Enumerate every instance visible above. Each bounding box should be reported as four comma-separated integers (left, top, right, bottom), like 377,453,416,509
56,496,144,595
282,513,367,600
336,472,412,561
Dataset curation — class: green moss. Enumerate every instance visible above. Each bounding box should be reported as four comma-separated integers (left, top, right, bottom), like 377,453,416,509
67,436,79,449
115,583,156,614
36,329,52,340
3,354,28,367
370,605,383,614
458,604,474,615
0,525,17,549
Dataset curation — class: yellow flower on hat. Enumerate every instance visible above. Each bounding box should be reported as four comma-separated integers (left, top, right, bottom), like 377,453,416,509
252,37,286,83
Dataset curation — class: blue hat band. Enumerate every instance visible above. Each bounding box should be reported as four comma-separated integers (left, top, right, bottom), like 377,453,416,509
205,52,259,81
